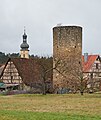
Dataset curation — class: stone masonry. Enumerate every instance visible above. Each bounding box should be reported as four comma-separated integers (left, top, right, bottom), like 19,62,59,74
53,26,82,93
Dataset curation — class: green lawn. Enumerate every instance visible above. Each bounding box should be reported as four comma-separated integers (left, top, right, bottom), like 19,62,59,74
0,94,101,120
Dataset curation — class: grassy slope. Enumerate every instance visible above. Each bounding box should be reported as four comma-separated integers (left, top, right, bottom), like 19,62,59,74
0,94,101,120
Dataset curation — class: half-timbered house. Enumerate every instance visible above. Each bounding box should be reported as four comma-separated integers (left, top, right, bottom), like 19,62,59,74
82,53,101,92
0,58,42,92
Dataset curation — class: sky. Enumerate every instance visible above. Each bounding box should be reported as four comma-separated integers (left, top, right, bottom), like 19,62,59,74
0,0,101,56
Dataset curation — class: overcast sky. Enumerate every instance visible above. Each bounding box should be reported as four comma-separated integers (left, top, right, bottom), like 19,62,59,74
0,0,101,56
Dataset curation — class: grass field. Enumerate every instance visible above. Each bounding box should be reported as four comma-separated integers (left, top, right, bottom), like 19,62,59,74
0,94,101,120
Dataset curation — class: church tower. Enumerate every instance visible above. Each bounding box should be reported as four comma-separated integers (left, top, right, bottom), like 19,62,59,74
20,28,29,58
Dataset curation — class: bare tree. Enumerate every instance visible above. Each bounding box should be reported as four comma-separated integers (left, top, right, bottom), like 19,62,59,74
38,57,53,95
53,48,90,95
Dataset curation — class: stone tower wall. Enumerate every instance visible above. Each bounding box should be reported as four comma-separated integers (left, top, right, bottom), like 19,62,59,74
53,26,82,93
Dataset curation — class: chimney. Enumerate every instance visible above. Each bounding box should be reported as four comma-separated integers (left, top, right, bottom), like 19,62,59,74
84,53,88,62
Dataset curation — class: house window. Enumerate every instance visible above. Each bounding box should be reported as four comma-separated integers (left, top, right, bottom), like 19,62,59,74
79,61,81,64
90,73,93,79
11,76,13,83
96,63,98,69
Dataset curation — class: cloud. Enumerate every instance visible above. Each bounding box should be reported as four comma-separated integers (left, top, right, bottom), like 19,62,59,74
0,0,101,55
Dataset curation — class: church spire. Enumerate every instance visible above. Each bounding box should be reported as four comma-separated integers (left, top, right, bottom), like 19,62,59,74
24,26,26,33
20,27,29,58
23,27,27,41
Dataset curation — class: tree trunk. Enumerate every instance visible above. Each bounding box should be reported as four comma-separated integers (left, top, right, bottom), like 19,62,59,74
80,91,83,95
80,79,84,95
42,76,46,95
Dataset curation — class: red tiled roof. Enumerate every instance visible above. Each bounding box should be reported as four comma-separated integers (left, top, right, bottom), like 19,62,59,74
82,55,99,72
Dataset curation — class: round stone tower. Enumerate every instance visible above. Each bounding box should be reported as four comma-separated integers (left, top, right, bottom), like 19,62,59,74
53,26,82,93
20,28,29,59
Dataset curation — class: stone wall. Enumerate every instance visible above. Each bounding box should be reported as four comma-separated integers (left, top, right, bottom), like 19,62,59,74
53,26,82,93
